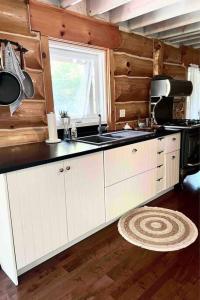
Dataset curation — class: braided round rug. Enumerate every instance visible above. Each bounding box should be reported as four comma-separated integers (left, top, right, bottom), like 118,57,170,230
118,207,198,252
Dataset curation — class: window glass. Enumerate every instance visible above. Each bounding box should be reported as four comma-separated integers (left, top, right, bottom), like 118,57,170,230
49,41,107,127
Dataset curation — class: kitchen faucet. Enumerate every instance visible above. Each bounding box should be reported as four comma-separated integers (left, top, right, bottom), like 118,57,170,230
98,114,102,135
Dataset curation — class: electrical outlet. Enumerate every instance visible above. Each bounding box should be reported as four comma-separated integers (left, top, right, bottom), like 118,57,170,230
120,109,126,118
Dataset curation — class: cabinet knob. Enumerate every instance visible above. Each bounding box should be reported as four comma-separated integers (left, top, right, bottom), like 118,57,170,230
172,156,176,160
66,166,71,171
172,138,176,141
157,150,164,155
59,168,64,173
157,178,163,182
157,164,163,168
132,148,138,153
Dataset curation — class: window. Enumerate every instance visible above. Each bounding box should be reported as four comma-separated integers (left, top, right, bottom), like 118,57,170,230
187,65,200,119
49,40,107,127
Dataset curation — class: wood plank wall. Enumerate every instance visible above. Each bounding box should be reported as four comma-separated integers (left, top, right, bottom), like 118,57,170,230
0,0,48,147
0,0,200,147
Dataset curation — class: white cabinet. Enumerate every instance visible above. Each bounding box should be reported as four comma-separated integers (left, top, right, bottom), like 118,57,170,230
64,153,105,241
7,161,68,269
165,133,180,153
0,134,181,285
104,139,157,186
105,169,156,221
165,150,180,189
156,133,181,193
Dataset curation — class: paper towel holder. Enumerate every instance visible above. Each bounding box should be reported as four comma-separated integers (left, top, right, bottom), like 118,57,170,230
45,112,61,144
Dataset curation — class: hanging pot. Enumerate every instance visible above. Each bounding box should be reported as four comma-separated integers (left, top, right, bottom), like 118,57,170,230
19,46,34,98
0,43,23,107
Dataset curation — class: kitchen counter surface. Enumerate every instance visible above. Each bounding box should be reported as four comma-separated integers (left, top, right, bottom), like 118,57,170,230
0,129,180,174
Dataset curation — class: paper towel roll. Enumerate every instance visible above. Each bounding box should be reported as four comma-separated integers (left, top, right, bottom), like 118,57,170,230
46,112,60,143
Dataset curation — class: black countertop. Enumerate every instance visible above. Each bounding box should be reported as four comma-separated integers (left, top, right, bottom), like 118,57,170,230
0,129,180,174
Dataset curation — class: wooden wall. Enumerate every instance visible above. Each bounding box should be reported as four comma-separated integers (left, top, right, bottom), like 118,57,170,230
0,0,200,147
109,32,153,130
0,0,48,147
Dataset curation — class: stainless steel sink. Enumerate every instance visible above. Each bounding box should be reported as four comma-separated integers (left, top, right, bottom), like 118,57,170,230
77,135,117,145
77,130,155,145
103,130,155,139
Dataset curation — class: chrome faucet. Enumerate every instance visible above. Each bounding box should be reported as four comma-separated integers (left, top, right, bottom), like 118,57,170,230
98,114,102,135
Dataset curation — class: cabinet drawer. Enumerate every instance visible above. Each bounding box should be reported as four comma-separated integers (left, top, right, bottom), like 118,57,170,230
105,169,156,222
165,133,180,153
104,139,157,186
165,150,180,189
156,177,165,193
157,151,164,166
157,137,165,151
157,165,164,179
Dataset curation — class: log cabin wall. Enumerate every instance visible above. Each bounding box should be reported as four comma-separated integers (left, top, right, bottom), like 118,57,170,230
163,43,187,120
110,32,153,130
0,0,200,147
0,0,48,147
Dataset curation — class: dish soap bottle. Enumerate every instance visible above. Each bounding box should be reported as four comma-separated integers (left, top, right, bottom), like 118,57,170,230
71,122,77,140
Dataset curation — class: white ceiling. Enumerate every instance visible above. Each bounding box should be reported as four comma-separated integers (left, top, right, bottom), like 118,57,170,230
45,0,200,49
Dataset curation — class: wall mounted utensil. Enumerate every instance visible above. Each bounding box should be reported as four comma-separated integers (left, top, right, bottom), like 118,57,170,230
0,42,22,108
19,46,34,98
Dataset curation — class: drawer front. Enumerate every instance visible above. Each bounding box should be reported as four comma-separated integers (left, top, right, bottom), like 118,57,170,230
157,165,164,179
165,133,181,153
105,169,156,222
165,150,180,189
104,139,157,186
156,177,165,193
157,151,164,166
157,137,165,151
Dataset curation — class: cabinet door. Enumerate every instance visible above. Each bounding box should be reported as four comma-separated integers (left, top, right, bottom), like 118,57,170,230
7,162,68,269
105,169,156,222
165,150,180,189
64,152,105,241
104,139,157,186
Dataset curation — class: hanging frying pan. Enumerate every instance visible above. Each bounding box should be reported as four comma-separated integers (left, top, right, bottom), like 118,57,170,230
0,43,22,106
19,46,34,98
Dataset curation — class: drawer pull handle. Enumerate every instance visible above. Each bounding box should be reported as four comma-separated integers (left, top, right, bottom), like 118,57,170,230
172,156,176,160
172,138,176,141
157,178,163,182
132,149,138,153
59,168,64,173
158,137,164,141
66,166,71,171
157,164,163,168
157,151,164,154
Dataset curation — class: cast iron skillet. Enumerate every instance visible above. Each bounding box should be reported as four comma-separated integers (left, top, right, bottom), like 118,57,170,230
0,43,22,106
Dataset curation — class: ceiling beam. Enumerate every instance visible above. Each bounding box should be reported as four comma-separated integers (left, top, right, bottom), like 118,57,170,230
153,22,200,39
61,0,82,8
109,0,180,24
141,11,200,35
87,0,132,16
193,43,200,48
176,37,200,46
166,32,200,43
129,0,200,30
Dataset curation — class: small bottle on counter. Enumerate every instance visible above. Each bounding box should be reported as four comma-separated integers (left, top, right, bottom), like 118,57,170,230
71,122,78,140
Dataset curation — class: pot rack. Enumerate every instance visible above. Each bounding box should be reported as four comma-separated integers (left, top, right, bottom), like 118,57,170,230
0,39,28,53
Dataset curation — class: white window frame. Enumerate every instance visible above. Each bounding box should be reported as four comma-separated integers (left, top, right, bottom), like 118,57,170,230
49,40,108,128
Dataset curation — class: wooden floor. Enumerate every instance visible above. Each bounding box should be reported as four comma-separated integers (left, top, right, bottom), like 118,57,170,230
0,173,199,300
